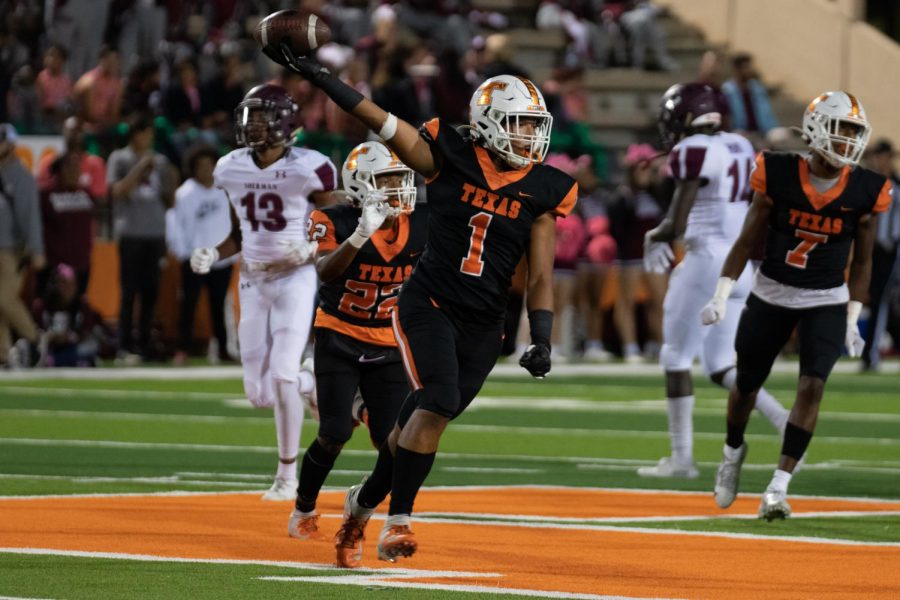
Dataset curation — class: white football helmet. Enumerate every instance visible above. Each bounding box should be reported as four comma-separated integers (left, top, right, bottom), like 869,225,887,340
469,74,553,169
801,91,871,168
341,141,416,216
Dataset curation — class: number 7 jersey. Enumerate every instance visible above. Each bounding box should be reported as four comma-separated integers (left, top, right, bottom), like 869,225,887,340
214,146,337,263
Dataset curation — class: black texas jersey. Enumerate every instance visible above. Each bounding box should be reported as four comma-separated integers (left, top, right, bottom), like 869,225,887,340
750,152,891,289
413,118,577,321
309,203,428,344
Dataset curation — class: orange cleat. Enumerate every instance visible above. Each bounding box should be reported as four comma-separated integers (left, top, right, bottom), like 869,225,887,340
288,509,325,541
334,515,368,568
376,524,417,562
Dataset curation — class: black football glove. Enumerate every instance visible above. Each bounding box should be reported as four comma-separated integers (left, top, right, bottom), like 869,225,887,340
519,342,551,379
277,42,330,81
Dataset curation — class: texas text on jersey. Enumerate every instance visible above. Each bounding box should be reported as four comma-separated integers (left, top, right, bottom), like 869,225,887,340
214,146,336,264
309,203,429,345
413,118,577,320
668,130,757,246
751,151,892,289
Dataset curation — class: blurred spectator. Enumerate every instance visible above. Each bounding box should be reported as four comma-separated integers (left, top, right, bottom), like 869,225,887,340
8,63,39,133
395,0,473,56
694,50,730,128
115,0,167,75
72,45,123,133
47,0,114,80
862,139,900,371
608,144,667,363
573,157,616,361
0,123,45,367
162,59,203,131
32,263,110,367
481,33,530,80
107,115,178,360
38,151,98,298
166,145,234,365
372,42,431,127
619,1,678,71
35,44,73,132
37,116,108,201
200,44,246,134
721,53,779,136
121,60,162,119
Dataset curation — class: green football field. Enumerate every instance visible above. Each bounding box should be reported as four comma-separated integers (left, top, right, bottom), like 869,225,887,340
2,363,899,599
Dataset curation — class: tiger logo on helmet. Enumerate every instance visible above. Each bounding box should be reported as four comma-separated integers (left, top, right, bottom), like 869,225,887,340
341,141,416,217
468,75,553,169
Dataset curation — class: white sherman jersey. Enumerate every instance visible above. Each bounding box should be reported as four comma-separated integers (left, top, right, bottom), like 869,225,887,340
214,146,337,263
668,131,756,248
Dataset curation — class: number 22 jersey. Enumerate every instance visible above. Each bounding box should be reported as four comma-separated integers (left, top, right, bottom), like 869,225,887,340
214,146,337,264
412,119,577,321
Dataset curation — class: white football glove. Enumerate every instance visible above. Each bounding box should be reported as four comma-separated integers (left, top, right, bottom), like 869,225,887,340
348,190,390,247
190,247,219,274
845,300,865,358
278,238,318,266
700,277,736,326
643,234,674,274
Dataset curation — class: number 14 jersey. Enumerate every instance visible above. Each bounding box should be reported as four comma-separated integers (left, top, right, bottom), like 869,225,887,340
214,146,337,263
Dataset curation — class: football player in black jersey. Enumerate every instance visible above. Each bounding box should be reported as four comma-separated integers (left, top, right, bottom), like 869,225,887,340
286,142,427,550
700,92,892,520
271,49,576,564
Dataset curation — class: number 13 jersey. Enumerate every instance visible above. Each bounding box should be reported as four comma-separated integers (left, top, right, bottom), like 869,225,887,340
214,146,337,263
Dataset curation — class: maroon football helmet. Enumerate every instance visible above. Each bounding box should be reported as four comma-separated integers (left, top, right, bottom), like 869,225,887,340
234,84,299,149
657,82,722,150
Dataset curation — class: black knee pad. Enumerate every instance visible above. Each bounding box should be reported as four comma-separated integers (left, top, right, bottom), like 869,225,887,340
416,383,461,419
736,368,766,396
317,419,353,448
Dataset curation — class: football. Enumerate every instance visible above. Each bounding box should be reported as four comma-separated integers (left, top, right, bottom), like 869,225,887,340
254,10,331,63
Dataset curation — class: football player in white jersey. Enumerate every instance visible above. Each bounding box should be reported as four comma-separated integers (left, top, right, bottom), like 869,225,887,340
190,84,337,499
638,83,789,479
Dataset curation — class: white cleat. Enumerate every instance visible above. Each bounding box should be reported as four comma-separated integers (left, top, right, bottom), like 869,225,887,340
262,477,298,501
758,488,792,521
637,456,699,479
714,443,748,509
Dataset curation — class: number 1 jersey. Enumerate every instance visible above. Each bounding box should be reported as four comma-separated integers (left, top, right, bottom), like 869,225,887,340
214,147,336,263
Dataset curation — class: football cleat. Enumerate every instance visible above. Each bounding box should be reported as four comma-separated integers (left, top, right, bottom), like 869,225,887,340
637,456,699,479
262,477,298,501
288,509,325,540
377,524,417,563
758,488,792,521
714,443,748,509
334,483,373,568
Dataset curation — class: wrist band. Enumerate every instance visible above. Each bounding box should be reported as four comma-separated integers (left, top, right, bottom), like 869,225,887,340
377,113,398,141
527,309,553,346
847,300,862,324
315,72,365,113
713,277,735,301
347,230,369,249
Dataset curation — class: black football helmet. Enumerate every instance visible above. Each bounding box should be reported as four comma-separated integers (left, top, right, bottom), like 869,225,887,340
657,83,722,150
234,84,299,149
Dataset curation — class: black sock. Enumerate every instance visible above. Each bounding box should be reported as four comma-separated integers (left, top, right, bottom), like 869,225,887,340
388,446,436,516
726,419,746,449
295,439,338,513
358,441,394,509
781,422,813,461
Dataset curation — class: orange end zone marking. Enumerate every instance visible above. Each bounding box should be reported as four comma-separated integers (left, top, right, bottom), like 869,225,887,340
2,488,900,599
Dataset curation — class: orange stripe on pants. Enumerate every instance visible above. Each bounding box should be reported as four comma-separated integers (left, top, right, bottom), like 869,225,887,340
391,308,423,390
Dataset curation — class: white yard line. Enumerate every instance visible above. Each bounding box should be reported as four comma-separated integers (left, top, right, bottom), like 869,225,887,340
0,386,236,400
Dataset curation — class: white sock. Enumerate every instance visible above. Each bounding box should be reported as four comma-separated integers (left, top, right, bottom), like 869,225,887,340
624,343,640,358
769,469,792,494
755,388,789,434
667,395,694,464
274,379,303,479
385,514,411,527
720,368,789,434
723,443,743,461
586,340,604,352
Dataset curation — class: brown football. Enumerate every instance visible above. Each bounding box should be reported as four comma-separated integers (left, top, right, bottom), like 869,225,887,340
254,10,331,61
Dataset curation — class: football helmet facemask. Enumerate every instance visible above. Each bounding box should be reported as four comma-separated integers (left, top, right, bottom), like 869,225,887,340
234,84,299,149
469,75,553,169
341,141,416,217
801,91,871,168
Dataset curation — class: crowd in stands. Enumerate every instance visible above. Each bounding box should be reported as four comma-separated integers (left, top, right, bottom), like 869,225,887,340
1,0,898,369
